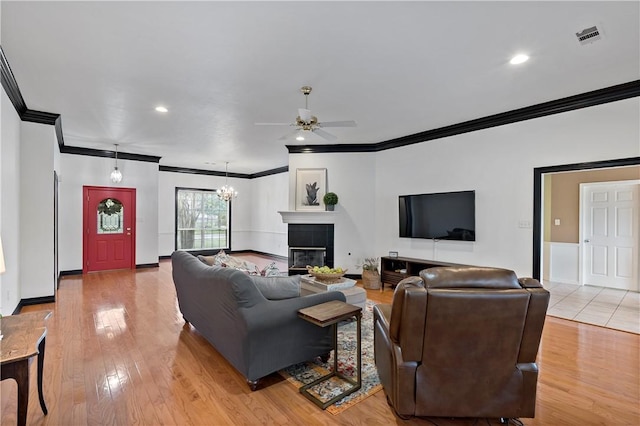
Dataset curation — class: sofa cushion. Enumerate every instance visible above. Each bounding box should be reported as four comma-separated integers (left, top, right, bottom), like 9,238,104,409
198,252,282,276
250,275,300,300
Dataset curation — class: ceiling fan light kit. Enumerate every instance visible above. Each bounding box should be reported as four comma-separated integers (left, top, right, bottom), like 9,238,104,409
256,86,356,141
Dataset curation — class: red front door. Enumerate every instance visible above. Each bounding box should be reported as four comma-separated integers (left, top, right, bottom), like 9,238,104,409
83,186,136,273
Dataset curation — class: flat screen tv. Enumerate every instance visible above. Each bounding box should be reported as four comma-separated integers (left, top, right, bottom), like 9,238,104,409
399,190,476,241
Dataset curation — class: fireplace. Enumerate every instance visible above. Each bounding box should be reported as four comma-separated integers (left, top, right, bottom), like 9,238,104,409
288,247,326,273
288,224,334,275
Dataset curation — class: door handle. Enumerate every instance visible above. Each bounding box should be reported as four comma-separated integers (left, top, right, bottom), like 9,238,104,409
127,233,131,236
126,228,131,231
584,239,590,243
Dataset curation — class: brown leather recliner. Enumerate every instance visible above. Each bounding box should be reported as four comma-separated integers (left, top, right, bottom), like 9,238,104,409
373,267,549,420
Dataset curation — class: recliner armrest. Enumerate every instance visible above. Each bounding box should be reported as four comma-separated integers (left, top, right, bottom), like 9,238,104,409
373,303,391,331
519,277,543,288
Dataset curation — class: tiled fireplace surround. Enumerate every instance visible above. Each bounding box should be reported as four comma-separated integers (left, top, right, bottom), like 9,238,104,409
287,224,334,275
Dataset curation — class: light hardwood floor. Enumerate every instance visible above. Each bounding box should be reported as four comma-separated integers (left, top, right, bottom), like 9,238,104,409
1,258,638,425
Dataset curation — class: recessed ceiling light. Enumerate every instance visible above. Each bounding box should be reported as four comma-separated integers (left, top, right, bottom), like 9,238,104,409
155,106,168,113
510,54,529,65
296,135,305,141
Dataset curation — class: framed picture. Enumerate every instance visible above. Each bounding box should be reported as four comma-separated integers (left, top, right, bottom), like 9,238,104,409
296,168,327,211
388,251,398,258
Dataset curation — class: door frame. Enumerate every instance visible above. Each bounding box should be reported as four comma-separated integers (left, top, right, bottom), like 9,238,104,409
579,179,640,289
54,171,59,292
533,156,640,280
83,185,137,274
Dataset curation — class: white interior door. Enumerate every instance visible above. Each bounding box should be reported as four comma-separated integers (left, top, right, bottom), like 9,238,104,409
581,181,639,291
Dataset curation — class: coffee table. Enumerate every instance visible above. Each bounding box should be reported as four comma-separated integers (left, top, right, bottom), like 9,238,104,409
297,300,362,409
1,311,52,426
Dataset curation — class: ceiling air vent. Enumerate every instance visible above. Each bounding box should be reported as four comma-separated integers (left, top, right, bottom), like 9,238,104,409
576,26,602,45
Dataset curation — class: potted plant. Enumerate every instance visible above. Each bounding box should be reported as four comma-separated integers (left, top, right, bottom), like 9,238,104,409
359,257,381,290
323,192,339,211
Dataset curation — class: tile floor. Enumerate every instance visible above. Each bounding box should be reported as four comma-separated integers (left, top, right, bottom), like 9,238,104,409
544,281,640,334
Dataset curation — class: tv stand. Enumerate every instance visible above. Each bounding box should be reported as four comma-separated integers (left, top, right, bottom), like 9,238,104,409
380,256,474,291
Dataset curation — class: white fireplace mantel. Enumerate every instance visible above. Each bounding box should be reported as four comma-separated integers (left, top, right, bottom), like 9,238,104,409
278,211,337,224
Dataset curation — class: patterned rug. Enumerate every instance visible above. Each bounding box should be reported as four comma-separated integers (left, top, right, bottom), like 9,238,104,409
279,300,382,415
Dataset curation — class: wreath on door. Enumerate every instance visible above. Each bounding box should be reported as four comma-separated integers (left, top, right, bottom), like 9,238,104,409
97,198,123,216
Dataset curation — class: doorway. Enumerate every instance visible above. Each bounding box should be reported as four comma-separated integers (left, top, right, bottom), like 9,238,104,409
83,186,136,273
533,157,640,284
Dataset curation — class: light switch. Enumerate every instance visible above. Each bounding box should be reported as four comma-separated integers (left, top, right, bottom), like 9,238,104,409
554,219,561,226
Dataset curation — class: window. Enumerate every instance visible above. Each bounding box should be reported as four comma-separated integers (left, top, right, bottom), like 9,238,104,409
97,198,123,234
175,188,230,251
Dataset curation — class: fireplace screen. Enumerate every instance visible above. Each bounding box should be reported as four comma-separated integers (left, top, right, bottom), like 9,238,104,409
289,247,326,271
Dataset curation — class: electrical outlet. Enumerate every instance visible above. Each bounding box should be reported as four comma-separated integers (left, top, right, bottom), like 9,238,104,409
554,219,561,226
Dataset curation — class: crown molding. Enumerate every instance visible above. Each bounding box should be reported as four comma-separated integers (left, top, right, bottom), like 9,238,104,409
287,143,377,154
2,45,67,148
160,165,249,178
60,145,161,163
0,45,27,116
248,166,289,178
288,80,640,154
159,165,288,179
21,109,60,125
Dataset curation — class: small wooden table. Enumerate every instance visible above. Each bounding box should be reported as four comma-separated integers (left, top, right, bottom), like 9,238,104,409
298,300,362,409
1,311,52,426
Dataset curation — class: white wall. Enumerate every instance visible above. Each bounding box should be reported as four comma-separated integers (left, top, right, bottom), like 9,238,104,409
250,172,288,257
549,242,579,284
1,88,22,314
59,154,159,270
158,170,254,256
375,97,639,278
287,98,640,279
288,153,377,273
19,122,57,299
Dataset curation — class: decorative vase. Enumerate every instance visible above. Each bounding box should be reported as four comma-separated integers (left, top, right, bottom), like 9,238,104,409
326,204,335,211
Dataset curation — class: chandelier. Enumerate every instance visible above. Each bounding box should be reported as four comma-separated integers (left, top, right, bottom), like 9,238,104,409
110,144,123,183
217,162,238,202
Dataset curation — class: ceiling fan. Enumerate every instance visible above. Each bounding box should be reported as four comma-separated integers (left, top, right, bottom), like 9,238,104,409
255,86,356,142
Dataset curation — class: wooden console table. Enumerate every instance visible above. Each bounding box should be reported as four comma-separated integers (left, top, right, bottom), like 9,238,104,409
1,311,52,426
380,256,475,290
298,300,362,409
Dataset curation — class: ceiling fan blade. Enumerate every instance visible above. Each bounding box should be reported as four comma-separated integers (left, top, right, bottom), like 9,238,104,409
278,129,302,141
317,120,357,128
312,128,337,141
255,122,293,126
298,108,312,123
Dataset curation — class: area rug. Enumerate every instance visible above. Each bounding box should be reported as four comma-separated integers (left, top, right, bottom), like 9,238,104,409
279,300,383,414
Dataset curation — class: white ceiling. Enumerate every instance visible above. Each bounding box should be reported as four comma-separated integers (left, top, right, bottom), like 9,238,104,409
2,1,638,174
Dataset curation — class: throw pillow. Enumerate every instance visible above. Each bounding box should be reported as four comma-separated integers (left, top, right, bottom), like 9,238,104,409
250,275,300,300
198,255,217,266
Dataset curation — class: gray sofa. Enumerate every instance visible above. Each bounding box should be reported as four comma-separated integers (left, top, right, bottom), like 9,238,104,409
171,250,346,390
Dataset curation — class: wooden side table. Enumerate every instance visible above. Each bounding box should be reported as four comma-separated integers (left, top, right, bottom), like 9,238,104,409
1,311,52,426
297,300,362,409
